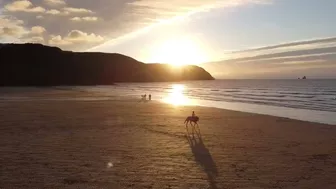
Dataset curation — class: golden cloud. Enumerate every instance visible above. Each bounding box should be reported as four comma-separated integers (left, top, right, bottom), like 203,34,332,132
0,16,27,37
65,30,103,43
5,0,46,13
31,26,46,35
70,16,98,22
48,30,104,46
44,0,66,6
63,7,94,14
27,36,45,43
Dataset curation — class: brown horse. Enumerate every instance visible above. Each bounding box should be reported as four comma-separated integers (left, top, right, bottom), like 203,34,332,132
185,116,200,134
184,116,199,126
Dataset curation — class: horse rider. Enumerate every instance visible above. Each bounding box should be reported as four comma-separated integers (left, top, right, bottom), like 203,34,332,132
192,111,195,117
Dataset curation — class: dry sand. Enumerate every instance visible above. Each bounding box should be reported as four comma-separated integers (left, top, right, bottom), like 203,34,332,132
0,89,335,189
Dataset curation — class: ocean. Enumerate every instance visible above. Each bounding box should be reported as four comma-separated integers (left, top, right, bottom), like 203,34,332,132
1,79,336,125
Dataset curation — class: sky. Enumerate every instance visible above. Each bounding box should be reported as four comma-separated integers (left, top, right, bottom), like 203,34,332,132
1,0,336,79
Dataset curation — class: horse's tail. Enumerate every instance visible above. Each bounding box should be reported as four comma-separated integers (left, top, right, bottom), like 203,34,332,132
184,117,189,123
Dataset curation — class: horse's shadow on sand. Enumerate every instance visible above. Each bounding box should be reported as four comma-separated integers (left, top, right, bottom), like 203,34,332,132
186,124,218,189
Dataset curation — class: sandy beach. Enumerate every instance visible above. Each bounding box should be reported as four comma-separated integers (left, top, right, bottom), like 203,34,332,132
0,89,335,189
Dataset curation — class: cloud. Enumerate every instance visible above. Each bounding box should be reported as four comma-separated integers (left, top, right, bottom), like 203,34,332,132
201,37,336,79
70,17,81,21
2,0,268,51
45,9,71,16
63,7,94,14
274,59,326,65
44,0,66,6
232,37,336,54
45,9,61,15
48,30,104,46
4,1,93,16
0,16,24,26
89,0,270,51
48,35,72,45
1,27,22,36
45,7,94,16
225,37,336,60
0,16,28,37
222,37,336,62
4,0,46,13
124,0,272,26
26,36,45,43
65,30,104,43
1,16,47,44
31,26,46,35
70,16,98,22
127,0,269,17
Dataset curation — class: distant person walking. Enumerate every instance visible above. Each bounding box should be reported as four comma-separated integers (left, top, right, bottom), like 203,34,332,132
149,94,151,101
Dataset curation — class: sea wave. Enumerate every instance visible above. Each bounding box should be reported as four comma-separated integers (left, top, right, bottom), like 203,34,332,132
112,80,336,114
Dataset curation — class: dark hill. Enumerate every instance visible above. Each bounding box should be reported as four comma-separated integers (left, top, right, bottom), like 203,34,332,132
0,43,214,86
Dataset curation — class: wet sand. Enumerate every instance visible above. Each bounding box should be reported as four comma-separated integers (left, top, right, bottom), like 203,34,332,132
0,90,335,189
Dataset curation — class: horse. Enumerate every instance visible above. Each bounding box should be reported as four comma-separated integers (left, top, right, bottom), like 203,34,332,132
140,94,147,101
185,116,200,134
184,116,199,126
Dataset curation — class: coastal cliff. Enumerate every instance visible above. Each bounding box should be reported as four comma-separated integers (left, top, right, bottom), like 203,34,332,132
0,43,214,86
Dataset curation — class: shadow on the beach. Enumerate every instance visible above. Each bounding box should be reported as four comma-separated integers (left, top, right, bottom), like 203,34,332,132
138,97,151,103
186,124,218,189
138,99,149,103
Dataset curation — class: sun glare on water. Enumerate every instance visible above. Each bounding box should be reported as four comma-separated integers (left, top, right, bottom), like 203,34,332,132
147,38,208,67
163,84,195,106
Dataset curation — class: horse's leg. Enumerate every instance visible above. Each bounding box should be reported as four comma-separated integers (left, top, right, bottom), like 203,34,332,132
186,121,190,134
189,122,194,138
188,122,194,137
195,122,201,137
195,122,200,132
191,122,195,134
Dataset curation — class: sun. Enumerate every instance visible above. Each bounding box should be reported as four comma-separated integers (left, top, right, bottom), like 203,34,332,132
147,37,209,66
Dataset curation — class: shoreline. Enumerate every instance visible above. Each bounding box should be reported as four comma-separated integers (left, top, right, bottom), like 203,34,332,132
162,98,336,126
156,100,333,127
0,86,335,126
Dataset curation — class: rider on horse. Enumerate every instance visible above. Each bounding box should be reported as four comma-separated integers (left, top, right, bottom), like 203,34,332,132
185,111,199,126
